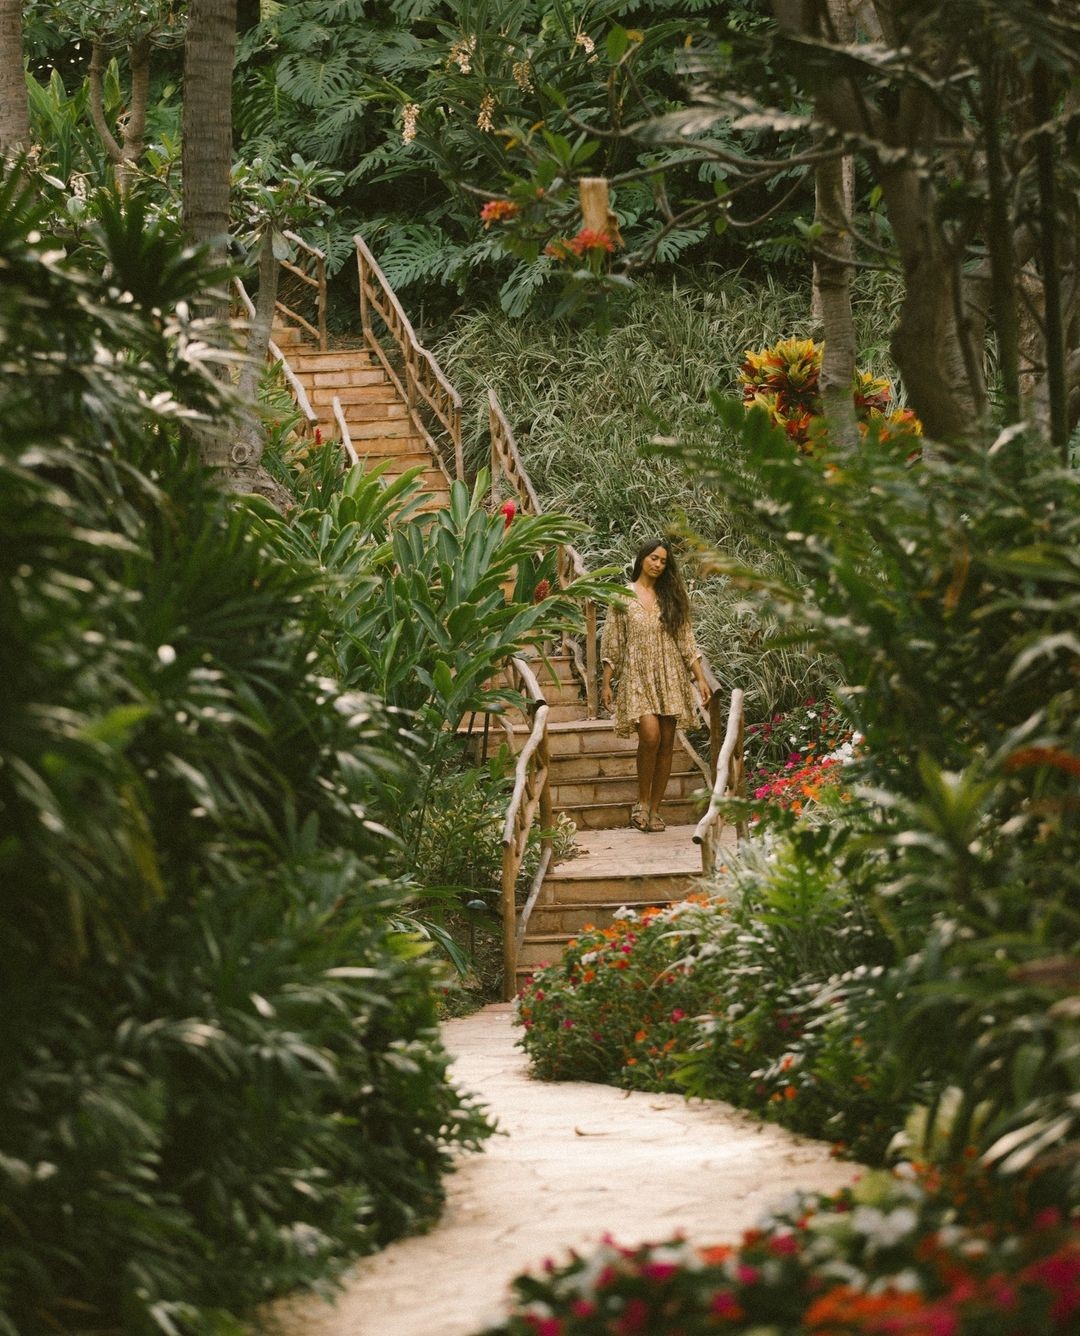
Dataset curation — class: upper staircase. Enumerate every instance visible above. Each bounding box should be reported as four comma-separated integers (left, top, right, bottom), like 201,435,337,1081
259,231,743,1000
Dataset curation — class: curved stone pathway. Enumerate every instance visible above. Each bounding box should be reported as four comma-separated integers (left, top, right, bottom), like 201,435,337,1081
276,1004,860,1336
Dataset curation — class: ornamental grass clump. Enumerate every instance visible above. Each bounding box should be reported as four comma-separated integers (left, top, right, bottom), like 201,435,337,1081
477,1170,1079,1336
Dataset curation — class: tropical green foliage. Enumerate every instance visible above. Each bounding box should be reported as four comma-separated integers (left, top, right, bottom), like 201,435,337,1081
0,172,490,1334
518,402,1080,1203
436,273,904,713
228,0,789,316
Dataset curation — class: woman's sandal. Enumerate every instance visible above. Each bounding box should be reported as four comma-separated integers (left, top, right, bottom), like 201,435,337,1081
647,811,666,833
630,802,650,832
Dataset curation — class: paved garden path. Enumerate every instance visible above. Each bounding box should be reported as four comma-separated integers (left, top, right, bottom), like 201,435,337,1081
275,1004,860,1336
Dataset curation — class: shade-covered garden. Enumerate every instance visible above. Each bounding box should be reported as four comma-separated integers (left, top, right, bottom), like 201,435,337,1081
2,1,1078,1333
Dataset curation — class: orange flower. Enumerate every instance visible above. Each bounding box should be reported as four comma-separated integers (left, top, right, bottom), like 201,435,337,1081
480,199,519,228
784,1085,798,1100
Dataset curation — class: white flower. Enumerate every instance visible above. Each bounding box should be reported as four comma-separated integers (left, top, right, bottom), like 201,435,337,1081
449,34,477,73
402,102,420,144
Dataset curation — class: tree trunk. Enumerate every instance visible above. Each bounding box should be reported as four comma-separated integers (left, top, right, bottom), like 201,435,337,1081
182,0,238,476
811,0,857,447
0,0,29,155
877,161,977,442
182,0,236,261
231,228,293,509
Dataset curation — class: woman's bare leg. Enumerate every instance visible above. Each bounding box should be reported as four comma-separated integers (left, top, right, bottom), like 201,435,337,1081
636,714,660,806
648,716,677,819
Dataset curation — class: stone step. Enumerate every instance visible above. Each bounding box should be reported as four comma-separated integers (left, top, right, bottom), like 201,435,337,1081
346,418,424,441
540,869,696,905
353,449,435,472
549,749,698,782
545,721,640,756
551,772,704,809
313,399,409,425
309,386,402,410
563,794,704,831
289,350,376,373
517,935,577,969
300,367,387,389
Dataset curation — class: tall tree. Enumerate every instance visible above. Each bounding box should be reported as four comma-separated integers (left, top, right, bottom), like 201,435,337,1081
182,0,292,506
0,0,29,154
182,0,236,265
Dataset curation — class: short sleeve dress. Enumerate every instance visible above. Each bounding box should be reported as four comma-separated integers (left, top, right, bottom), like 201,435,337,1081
600,587,701,738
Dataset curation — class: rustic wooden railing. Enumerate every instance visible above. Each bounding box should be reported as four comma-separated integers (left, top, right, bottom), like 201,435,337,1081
489,389,599,718
355,234,464,484
275,230,328,351
233,276,319,437
500,656,553,1000
692,687,746,875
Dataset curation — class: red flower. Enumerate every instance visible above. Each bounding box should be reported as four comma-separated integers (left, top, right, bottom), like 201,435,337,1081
314,427,322,445
480,199,519,228
500,499,516,528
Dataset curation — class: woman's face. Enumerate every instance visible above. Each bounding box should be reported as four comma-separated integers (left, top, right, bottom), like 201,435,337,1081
642,546,668,579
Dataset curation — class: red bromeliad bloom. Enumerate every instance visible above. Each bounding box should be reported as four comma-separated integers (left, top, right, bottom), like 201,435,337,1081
480,199,519,227
500,499,516,528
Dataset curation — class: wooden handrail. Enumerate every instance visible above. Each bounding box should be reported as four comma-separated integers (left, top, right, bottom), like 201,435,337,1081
354,234,464,482
692,688,746,875
488,388,599,717
499,656,552,1000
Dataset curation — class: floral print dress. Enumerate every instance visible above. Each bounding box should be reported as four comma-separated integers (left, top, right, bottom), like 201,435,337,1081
600,588,702,737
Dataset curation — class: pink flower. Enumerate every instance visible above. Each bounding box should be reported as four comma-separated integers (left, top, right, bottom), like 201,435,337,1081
616,1298,650,1333
736,1263,760,1286
768,1232,799,1255
570,1299,596,1317
671,1008,686,1022
710,1291,742,1317
524,1317,562,1336
641,1262,678,1283
562,1018,574,1029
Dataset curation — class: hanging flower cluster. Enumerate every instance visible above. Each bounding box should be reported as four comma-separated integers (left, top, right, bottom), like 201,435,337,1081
476,91,497,132
448,34,477,73
512,59,534,91
480,199,519,228
401,102,420,144
544,228,617,261
739,336,922,453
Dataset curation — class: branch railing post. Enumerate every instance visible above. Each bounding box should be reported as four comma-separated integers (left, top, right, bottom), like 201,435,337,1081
499,657,550,999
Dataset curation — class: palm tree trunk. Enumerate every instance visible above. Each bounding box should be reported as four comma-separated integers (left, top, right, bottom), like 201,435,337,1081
0,0,29,154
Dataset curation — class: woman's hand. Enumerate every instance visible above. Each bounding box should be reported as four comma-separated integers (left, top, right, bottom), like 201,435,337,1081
601,683,614,714
697,677,712,707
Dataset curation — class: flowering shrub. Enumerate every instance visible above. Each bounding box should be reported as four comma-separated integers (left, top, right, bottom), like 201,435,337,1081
476,1171,1079,1335
744,697,861,817
517,872,900,1160
739,337,921,452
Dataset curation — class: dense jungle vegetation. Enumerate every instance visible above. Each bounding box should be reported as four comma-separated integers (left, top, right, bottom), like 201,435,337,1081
1,0,1077,1332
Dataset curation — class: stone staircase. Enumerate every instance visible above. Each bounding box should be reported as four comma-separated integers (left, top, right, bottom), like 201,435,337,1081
272,325,453,512
267,279,736,999
506,653,721,989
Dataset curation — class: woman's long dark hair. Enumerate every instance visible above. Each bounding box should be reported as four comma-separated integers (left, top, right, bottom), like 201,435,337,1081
630,539,690,636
